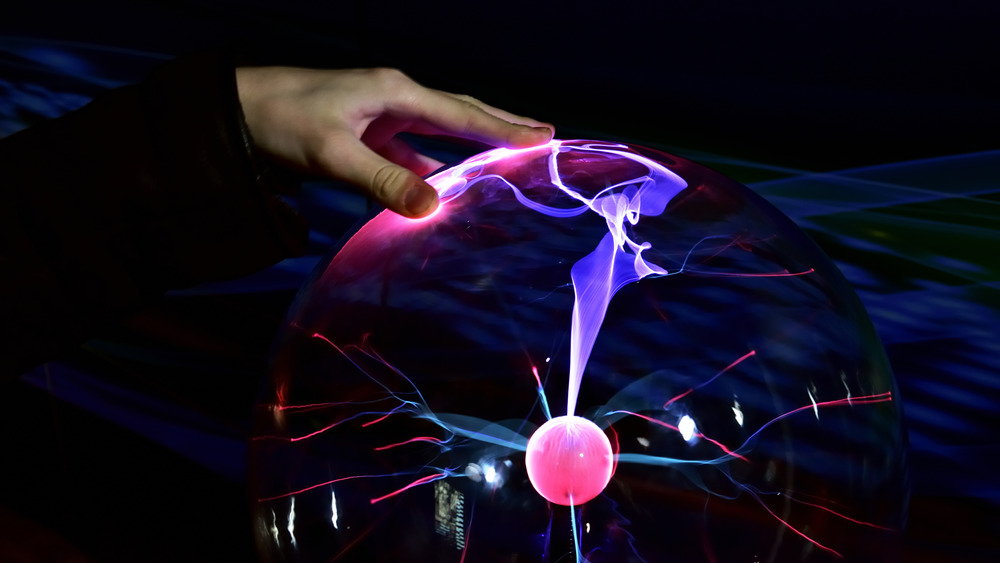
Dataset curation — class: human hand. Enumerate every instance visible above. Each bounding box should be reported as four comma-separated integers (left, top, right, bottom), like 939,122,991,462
235,67,554,217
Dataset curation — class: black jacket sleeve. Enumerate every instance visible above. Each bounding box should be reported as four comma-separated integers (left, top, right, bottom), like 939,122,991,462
0,51,308,377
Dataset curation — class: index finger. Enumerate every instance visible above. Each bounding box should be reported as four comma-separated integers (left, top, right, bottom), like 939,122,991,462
394,86,555,149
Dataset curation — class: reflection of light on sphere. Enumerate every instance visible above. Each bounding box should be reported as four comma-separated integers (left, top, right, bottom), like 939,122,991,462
250,140,908,562
525,415,614,505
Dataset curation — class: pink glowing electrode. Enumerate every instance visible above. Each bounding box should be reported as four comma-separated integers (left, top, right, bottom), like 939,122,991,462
525,415,614,505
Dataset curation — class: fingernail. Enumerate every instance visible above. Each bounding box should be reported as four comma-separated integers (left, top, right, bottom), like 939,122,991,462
404,184,438,216
513,125,554,147
522,125,551,135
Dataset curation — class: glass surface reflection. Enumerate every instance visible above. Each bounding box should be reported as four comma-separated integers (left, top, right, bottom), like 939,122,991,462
251,140,907,562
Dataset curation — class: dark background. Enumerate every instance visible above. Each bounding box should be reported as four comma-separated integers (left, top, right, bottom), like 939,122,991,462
1,1,998,561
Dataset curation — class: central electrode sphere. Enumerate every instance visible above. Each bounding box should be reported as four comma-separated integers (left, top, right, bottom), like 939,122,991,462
525,415,614,505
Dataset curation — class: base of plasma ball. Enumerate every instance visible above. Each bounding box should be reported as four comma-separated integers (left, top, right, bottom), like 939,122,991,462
525,415,615,505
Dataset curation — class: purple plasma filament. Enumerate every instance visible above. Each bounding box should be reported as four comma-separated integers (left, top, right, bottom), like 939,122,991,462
524,415,614,506
429,141,688,417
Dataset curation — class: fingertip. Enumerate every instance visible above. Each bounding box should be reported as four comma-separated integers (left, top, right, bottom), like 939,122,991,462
402,182,440,217
510,124,556,148
537,124,556,142
532,123,556,139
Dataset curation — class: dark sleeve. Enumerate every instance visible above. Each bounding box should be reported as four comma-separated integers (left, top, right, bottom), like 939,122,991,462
0,51,309,377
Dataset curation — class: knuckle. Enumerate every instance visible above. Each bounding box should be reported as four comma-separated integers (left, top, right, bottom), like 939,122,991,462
369,67,423,110
452,93,482,107
370,164,409,201
448,95,490,135
369,67,410,87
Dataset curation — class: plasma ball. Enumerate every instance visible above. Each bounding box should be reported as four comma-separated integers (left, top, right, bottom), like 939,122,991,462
251,140,908,561
525,415,614,506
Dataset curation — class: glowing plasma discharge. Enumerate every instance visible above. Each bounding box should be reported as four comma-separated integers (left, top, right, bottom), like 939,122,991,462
420,141,687,506
430,141,687,418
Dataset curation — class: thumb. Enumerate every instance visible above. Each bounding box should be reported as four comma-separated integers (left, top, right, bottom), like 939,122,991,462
369,162,440,218
325,136,440,218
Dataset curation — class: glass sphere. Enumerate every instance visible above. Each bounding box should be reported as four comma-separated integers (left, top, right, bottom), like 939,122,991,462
250,140,907,562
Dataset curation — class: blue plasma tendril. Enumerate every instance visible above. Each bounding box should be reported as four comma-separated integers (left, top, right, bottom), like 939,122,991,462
427,140,688,416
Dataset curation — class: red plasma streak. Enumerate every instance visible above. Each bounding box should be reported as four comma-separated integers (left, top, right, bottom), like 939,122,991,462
369,473,447,505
